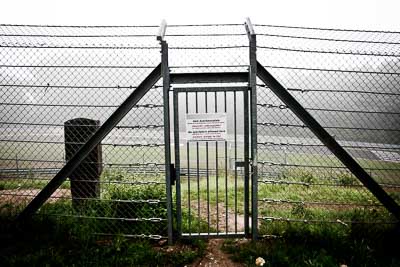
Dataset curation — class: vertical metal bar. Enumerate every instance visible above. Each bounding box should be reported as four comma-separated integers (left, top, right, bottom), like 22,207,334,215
173,90,182,236
195,92,200,235
215,91,219,234
248,25,258,240
186,92,191,235
160,40,173,244
224,91,228,233
234,91,238,233
205,92,210,235
243,87,250,236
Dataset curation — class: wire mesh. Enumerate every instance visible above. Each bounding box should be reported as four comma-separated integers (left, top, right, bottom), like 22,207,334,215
0,24,167,239
255,24,400,237
0,22,399,241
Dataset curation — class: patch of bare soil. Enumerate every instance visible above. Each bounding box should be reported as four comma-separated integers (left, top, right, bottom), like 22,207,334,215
188,239,244,267
190,201,246,233
184,202,249,266
0,189,70,205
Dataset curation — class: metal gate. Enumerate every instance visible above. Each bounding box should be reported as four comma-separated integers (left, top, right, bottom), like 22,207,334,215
173,87,250,238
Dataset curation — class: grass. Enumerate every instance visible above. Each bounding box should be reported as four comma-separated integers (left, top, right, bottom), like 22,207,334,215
258,149,400,184
0,215,206,267
0,177,71,190
178,168,392,218
1,148,399,265
0,169,169,236
180,175,245,212
223,220,400,267
0,169,206,266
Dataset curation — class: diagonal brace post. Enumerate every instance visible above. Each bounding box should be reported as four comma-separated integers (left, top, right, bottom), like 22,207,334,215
256,61,400,221
16,64,162,222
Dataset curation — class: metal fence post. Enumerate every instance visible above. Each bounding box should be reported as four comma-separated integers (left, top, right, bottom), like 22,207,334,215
245,17,258,240
158,19,174,244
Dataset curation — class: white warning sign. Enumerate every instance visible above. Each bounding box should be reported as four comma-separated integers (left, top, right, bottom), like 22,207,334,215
186,113,227,142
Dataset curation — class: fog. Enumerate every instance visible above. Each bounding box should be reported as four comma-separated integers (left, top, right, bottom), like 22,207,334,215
1,25,399,148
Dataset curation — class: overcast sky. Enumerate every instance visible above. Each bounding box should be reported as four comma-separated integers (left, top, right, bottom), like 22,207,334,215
1,0,400,31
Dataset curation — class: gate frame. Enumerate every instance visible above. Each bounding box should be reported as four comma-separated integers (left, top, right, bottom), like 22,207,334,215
172,86,251,239
245,17,259,240
159,18,261,242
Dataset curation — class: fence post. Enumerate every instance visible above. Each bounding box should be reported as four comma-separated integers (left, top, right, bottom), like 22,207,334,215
64,118,102,208
158,20,174,244
245,17,258,240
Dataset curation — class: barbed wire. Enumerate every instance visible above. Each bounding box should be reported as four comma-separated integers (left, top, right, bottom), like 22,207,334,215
0,157,165,166
0,103,163,108
258,33,400,45
0,139,165,148
0,64,156,68
257,141,400,150
258,45,400,57
295,89,399,96
278,87,400,97
0,84,162,90
258,161,400,171
257,103,400,115
257,122,400,132
259,216,398,225
0,121,163,129
261,65,400,75
0,23,158,28
0,44,159,49
259,198,384,207
255,23,400,34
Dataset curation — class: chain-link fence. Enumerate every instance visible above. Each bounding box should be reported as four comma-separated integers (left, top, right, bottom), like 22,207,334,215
0,23,399,241
256,24,400,237
0,24,167,239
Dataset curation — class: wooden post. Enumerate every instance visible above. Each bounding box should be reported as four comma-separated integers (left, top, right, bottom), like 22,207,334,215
64,118,102,207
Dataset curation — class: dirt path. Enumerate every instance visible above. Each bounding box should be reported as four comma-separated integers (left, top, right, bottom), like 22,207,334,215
188,239,244,267
185,202,249,266
189,201,247,233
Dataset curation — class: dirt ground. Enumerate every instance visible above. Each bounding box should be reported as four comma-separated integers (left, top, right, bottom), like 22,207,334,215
0,189,70,206
187,239,245,267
